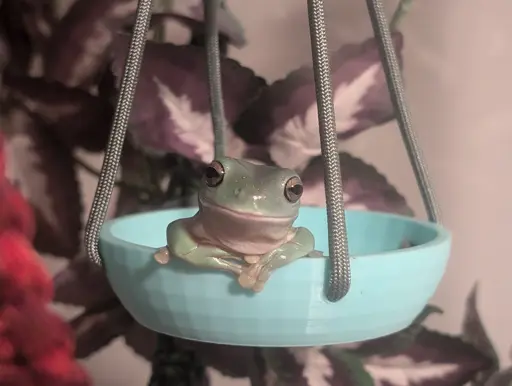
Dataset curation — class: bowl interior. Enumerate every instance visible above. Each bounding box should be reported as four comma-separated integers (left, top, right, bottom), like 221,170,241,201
107,207,442,256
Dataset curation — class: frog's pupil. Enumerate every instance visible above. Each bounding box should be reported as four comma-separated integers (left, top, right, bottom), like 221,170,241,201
290,184,303,196
206,167,219,179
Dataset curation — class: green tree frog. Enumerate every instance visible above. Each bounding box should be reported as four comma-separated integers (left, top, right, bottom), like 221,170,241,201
153,157,316,292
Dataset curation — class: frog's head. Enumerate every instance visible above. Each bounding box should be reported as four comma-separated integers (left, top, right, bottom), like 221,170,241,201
197,157,304,221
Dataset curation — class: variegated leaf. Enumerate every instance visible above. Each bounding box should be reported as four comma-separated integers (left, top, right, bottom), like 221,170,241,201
0,0,32,72
124,323,157,360
175,0,246,47
234,34,404,171
43,0,137,88
344,305,443,357
462,284,500,384
53,255,117,308
362,329,493,386
70,302,134,358
485,367,512,386
4,73,112,152
111,36,265,163
4,111,82,257
300,152,413,216
264,347,375,386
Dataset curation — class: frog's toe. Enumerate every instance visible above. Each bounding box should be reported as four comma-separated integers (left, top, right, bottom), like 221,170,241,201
154,247,170,264
238,273,256,289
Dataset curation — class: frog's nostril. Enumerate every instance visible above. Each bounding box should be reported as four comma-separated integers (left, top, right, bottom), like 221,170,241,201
234,187,242,196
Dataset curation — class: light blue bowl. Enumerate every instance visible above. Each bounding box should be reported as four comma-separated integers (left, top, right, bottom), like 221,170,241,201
99,207,451,347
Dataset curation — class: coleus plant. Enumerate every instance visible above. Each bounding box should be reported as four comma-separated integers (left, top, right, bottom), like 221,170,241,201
0,0,508,385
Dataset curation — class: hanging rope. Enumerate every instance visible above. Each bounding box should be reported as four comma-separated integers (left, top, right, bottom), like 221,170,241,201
365,0,440,222
85,0,153,266
204,0,226,159
307,0,351,302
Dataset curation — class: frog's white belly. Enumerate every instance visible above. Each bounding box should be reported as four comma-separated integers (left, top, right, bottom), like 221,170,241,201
186,209,297,256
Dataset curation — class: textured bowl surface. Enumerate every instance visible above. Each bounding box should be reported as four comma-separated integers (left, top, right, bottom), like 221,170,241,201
99,207,451,347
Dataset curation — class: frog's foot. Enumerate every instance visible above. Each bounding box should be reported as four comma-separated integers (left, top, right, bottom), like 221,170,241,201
238,263,263,290
252,268,271,293
238,264,272,292
307,250,325,258
154,247,170,264
244,255,260,264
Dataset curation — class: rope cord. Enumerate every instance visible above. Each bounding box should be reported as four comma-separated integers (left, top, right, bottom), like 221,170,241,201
307,0,351,302
365,0,440,222
204,0,226,159
85,0,153,266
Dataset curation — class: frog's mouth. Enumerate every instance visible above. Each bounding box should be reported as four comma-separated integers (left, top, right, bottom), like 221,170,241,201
199,198,297,222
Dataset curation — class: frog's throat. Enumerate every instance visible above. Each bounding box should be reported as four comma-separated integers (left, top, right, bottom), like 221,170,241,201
198,198,297,222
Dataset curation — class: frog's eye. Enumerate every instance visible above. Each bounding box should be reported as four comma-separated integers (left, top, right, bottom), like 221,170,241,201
204,160,225,187
284,176,303,203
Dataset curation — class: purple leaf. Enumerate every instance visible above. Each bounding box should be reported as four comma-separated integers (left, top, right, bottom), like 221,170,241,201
234,33,404,170
4,73,112,152
53,255,117,307
111,36,265,163
0,0,33,73
300,152,413,216
346,305,443,357
462,284,500,384
485,367,512,386
362,329,493,386
43,0,137,88
124,323,157,360
70,302,134,358
177,341,256,379
4,112,82,257
174,0,246,47
264,347,374,386
263,348,309,386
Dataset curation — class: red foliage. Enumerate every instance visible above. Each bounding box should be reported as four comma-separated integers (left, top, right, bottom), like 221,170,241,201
0,132,91,386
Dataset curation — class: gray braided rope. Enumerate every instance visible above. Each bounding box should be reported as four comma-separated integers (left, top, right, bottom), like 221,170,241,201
85,0,153,266
307,0,351,302
204,0,226,159
366,0,440,222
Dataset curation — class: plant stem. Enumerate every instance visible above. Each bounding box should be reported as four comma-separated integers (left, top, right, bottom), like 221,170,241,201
389,0,414,31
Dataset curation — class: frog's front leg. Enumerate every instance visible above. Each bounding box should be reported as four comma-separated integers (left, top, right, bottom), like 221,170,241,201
239,227,315,291
160,219,243,275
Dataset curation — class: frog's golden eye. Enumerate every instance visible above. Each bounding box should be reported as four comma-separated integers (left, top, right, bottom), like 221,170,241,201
204,160,225,187
284,176,303,203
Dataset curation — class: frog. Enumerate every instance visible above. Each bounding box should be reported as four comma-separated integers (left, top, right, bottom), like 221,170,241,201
153,157,316,292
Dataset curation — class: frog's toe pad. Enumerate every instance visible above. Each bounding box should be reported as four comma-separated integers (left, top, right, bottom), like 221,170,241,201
154,247,170,264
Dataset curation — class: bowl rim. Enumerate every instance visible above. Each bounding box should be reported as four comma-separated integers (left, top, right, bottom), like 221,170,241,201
99,207,451,262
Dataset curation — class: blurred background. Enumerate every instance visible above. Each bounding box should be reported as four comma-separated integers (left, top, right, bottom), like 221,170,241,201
40,0,512,384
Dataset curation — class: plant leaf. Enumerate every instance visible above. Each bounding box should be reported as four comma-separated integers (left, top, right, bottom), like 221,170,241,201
234,33,404,171
70,302,134,358
111,36,265,163
43,0,138,88
485,367,512,386
344,305,443,357
177,341,256,379
123,322,157,360
362,329,493,386
171,0,246,47
4,73,112,152
300,152,413,216
462,284,500,384
325,349,375,386
4,111,82,257
263,348,309,386
53,255,117,308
